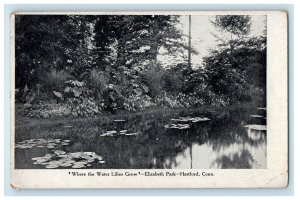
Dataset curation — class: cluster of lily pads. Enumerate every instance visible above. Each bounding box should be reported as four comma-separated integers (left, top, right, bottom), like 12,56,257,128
164,116,211,130
99,119,141,137
164,123,190,130
15,138,70,149
170,117,211,123
32,150,105,169
100,130,140,137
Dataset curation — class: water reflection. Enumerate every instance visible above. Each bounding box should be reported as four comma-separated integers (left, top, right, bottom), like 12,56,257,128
15,107,267,169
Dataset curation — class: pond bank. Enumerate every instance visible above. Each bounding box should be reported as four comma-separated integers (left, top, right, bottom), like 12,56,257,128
16,104,257,129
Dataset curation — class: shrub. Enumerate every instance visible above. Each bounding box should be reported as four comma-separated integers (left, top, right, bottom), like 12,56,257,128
44,69,72,91
142,64,164,98
123,94,154,112
88,69,108,99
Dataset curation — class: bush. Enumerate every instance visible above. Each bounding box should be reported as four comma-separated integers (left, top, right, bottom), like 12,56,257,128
161,71,182,93
142,64,164,98
88,69,108,99
123,94,154,112
44,69,72,91
18,102,72,118
63,80,101,117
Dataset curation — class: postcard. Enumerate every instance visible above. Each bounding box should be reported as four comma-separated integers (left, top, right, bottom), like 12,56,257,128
10,11,288,188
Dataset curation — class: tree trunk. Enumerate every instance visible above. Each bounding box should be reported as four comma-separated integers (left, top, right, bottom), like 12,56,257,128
188,15,192,69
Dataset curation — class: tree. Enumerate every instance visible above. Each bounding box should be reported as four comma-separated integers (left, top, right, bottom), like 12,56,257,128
92,15,194,101
211,15,252,53
204,15,266,104
93,15,191,69
212,15,252,36
15,15,96,89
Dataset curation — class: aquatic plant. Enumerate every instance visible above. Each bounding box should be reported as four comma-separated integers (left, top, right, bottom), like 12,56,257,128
15,138,70,149
32,151,105,169
244,124,267,131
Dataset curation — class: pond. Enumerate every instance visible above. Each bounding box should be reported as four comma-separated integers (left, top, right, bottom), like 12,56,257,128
15,106,267,169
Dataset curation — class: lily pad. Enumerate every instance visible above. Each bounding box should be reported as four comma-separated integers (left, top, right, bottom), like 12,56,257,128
250,115,264,118
107,130,117,134
75,161,88,165
113,119,126,122
171,118,189,122
54,139,61,143
54,150,66,155
72,164,86,169
244,124,267,131
60,162,73,167
257,107,266,110
125,132,141,136
33,159,49,165
191,117,211,122
70,152,85,158
32,156,50,161
178,126,190,130
45,164,60,169
94,155,103,161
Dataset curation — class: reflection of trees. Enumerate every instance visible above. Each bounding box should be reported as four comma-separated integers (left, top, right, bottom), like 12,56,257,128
206,107,267,151
74,111,212,169
206,108,266,169
212,149,254,169
243,129,266,148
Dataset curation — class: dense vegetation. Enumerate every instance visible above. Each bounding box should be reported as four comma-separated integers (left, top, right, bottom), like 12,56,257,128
15,15,266,118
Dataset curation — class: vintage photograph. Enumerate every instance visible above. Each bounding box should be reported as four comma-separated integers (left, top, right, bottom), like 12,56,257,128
13,13,267,170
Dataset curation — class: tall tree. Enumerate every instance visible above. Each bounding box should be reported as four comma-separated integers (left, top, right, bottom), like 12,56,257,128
93,15,190,70
15,15,74,88
188,15,191,69
204,15,266,104
212,15,252,52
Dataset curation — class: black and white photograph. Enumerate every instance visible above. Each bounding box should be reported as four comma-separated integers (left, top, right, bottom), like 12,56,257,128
13,13,268,170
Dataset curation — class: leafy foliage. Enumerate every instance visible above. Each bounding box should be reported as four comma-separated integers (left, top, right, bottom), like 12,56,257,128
15,15,266,118
204,16,266,105
212,15,252,36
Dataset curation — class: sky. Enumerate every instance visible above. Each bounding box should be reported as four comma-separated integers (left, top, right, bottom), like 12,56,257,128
158,15,267,68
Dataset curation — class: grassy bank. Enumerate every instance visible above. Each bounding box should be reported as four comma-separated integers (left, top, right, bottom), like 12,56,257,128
15,103,257,130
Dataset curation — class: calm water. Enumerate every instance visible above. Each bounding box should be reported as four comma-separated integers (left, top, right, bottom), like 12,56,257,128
15,107,267,169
